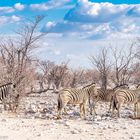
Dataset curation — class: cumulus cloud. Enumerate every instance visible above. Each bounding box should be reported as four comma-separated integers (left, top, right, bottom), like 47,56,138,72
14,3,25,11
42,1,140,40
0,7,15,13
0,3,25,14
42,21,82,33
11,15,21,22
65,2,132,23
30,0,71,10
0,15,21,25
0,16,9,25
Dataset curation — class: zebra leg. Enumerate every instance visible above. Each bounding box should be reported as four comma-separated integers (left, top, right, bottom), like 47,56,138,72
58,107,63,119
111,97,118,117
80,104,84,118
2,99,7,111
3,103,7,111
92,104,97,116
89,102,93,115
57,104,63,119
117,103,121,117
12,103,18,113
82,103,86,119
64,107,68,115
109,96,114,113
134,103,138,118
57,97,63,119
111,100,116,117
58,102,67,119
90,101,97,116
108,101,112,113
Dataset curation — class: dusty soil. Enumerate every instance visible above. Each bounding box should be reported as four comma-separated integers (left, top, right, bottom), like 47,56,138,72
0,91,139,140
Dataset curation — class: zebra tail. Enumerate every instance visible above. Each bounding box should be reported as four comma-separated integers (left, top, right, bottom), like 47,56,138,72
58,95,62,110
113,97,118,110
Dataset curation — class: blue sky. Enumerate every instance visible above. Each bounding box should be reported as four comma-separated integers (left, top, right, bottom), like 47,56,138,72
0,0,140,68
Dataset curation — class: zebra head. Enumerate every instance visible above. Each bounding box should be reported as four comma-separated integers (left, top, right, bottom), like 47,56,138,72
91,83,98,97
136,84,140,89
9,83,19,99
85,83,98,97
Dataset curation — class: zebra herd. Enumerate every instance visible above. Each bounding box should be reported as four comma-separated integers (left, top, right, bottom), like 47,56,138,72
57,83,140,119
0,82,140,120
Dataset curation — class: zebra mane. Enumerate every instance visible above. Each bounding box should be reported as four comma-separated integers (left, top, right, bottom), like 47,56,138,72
113,84,129,90
82,82,96,89
136,84,140,89
0,82,12,88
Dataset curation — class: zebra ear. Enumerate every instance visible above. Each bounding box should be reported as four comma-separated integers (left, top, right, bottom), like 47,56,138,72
136,84,140,89
16,94,19,98
92,82,96,86
13,84,16,88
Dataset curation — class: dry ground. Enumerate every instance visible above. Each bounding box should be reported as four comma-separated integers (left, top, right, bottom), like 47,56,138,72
0,91,140,140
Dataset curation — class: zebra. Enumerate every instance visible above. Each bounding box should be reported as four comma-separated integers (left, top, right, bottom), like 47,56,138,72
89,88,114,115
57,83,98,119
89,84,129,115
136,84,140,89
0,83,19,112
112,87,140,118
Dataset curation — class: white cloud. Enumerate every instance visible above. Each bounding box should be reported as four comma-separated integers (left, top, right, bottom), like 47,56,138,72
11,15,21,22
14,3,25,11
42,2,140,40
0,16,9,25
0,7,15,13
30,0,71,10
0,15,21,25
64,2,131,23
36,35,134,68
0,3,25,14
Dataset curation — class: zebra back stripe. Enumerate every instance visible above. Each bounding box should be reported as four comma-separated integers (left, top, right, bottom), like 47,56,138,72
0,83,14,101
114,89,137,103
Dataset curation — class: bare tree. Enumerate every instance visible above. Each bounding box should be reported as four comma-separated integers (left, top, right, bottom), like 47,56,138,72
0,15,45,95
131,62,140,84
70,69,84,88
49,61,69,90
110,45,136,86
37,60,55,90
38,61,69,91
90,47,111,90
136,38,140,59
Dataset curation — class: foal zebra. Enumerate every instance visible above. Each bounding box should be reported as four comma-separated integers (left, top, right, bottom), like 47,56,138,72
57,83,98,119
0,83,19,112
112,87,140,118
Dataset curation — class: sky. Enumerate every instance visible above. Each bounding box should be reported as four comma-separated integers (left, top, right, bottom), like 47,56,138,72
0,0,140,68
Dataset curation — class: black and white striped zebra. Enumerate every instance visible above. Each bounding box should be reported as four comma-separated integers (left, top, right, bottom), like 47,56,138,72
57,83,98,119
112,87,140,118
89,84,129,115
0,83,19,112
89,88,114,115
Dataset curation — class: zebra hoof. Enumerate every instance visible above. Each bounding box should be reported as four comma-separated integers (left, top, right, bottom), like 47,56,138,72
56,116,62,120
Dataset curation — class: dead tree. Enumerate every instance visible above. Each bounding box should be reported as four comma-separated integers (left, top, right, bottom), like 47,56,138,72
0,15,45,95
37,60,55,90
70,69,84,88
110,45,136,86
38,61,69,91
90,48,111,90
49,62,69,90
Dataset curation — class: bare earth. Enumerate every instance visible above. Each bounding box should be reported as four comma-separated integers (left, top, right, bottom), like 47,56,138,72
0,91,140,140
